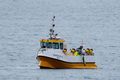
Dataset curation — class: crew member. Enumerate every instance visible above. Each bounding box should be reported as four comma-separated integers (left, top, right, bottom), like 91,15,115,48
74,50,80,56
70,48,75,55
63,48,67,55
85,48,90,55
76,46,83,55
89,49,94,55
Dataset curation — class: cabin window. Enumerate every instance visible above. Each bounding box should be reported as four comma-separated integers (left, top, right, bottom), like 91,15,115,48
60,43,63,49
46,42,52,48
41,42,63,49
41,42,52,48
52,43,59,49
40,42,46,48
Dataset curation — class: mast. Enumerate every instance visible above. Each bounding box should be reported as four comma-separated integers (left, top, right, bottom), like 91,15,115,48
49,16,57,39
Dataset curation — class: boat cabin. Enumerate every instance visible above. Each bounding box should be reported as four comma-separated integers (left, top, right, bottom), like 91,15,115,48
40,39,65,50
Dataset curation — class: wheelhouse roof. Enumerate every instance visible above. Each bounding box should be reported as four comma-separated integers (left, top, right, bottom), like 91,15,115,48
40,39,65,43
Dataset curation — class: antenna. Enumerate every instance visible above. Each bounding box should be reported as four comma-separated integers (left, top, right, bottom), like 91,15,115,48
81,40,84,46
80,40,84,46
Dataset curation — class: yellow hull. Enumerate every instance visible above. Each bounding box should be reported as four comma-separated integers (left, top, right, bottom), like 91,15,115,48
37,56,97,69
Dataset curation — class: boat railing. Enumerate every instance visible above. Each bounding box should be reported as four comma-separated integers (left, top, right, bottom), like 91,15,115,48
37,48,46,55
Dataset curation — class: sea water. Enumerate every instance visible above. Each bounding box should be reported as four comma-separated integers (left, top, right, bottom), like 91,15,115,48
0,0,120,80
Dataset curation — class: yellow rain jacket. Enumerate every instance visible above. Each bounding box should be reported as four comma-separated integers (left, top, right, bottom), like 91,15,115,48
89,49,93,55
85,49,89,54
74,51,80,56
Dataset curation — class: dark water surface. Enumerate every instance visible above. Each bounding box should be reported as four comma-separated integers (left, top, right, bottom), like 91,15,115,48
0,0,120,80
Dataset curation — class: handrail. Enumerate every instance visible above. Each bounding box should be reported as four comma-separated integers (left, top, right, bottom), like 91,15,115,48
37,48,42,55
37,48,47,55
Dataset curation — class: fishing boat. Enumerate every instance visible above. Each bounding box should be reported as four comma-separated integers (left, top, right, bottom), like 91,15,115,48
36,16,97,69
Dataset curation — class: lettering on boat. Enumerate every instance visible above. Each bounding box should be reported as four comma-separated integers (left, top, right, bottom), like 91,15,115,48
53,54,63,59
